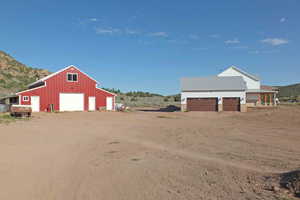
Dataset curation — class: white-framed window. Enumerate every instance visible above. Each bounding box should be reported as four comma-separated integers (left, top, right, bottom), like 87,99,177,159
67,73,78,82
23,96,29,101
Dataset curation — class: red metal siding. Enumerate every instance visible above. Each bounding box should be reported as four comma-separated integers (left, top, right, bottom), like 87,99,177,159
18,67,115,112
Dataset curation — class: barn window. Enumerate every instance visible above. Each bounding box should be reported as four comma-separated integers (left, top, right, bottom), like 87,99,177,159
67,73,78,82
23,96,29,101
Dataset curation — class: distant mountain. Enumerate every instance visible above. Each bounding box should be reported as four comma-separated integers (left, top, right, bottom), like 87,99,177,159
0,51,50,97
277,83,300,97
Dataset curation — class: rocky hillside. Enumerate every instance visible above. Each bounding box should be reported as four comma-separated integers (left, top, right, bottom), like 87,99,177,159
0,51,50,97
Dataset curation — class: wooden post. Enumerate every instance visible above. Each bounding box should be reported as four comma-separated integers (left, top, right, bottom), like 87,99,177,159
269,94,272,105
264,94,267,106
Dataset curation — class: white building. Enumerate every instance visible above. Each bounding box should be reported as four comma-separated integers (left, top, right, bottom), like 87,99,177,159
181,66,278,112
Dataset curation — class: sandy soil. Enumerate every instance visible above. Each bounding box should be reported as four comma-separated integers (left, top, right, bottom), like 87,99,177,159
0,105,299,200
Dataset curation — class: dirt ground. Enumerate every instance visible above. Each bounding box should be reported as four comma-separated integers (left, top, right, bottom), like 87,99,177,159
0,105,299,200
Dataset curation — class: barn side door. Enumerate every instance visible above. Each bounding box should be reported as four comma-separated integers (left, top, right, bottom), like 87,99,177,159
31,96,40,112
88,96,96,111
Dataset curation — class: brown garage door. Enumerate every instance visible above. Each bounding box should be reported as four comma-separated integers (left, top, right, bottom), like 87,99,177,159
223,97,240,111
187,98,218,111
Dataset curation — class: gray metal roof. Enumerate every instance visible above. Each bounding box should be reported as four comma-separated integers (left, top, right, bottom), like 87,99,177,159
181,76,247,91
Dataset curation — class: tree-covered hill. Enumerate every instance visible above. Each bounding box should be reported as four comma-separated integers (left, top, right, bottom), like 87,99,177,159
0,51,50,97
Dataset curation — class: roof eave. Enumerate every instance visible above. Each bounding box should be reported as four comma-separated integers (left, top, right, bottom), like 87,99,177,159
230,66,260,81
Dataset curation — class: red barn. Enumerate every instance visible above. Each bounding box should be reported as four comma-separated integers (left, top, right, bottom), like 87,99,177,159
16,65,116,112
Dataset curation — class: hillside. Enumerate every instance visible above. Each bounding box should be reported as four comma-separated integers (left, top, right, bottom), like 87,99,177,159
0,51,50,97
278,83,300,97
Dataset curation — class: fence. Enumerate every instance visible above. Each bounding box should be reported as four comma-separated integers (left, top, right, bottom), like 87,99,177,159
0,104,10,113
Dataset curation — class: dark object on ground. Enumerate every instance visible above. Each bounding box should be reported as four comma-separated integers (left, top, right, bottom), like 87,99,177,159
280,170,300,197
139,105,180,112
159,105,180,112
10,105,32,117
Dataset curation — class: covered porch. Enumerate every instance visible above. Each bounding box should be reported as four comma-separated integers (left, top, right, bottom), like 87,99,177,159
0,94,19,105
246,90,278,107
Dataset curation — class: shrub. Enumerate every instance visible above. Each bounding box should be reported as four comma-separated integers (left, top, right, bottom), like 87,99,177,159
130,97,138,102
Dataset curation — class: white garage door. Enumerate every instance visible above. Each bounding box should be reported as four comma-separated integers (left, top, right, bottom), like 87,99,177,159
59,93,84,112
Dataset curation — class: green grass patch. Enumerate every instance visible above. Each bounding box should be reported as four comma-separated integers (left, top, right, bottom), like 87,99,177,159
0,113,16,124
0,113,30,124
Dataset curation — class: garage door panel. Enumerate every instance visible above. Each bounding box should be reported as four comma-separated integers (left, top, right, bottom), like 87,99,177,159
187,98,218,111
60,93,84,111
223,98,240,111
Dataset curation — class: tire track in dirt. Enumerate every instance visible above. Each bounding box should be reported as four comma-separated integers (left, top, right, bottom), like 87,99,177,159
117,136,284,174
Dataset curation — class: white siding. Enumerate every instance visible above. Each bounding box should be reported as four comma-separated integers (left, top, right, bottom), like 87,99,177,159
218,68,260,90
181,91,246,105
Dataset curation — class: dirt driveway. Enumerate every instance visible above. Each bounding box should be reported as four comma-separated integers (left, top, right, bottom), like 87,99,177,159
0,106,299,200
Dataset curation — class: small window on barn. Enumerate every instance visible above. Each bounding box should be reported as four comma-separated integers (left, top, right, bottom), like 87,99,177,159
73,74,78,81
67,73,73,81
67,73,78,82
23,96,29,101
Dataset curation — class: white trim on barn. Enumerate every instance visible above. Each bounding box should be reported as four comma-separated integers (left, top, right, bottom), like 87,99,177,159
16,83,47,95
96,87,117,96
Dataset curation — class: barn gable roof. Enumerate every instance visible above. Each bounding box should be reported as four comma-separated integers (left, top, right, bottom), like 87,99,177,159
28,65,99,87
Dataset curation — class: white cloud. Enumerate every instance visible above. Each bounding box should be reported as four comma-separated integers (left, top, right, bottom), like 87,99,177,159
89,18,98,22
125,29,140,35
95,27,121,35
249,50,260,54
167,39,188,45
224,38,240,44
127,15,137,23
280,17,286,23
138,40,152,45
261,38,288,46
149,32,168,37
189,34,200,40
209,34,220,38
249,49,279,54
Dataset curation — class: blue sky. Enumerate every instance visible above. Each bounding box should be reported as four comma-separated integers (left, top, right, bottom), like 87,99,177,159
1,0,299,95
